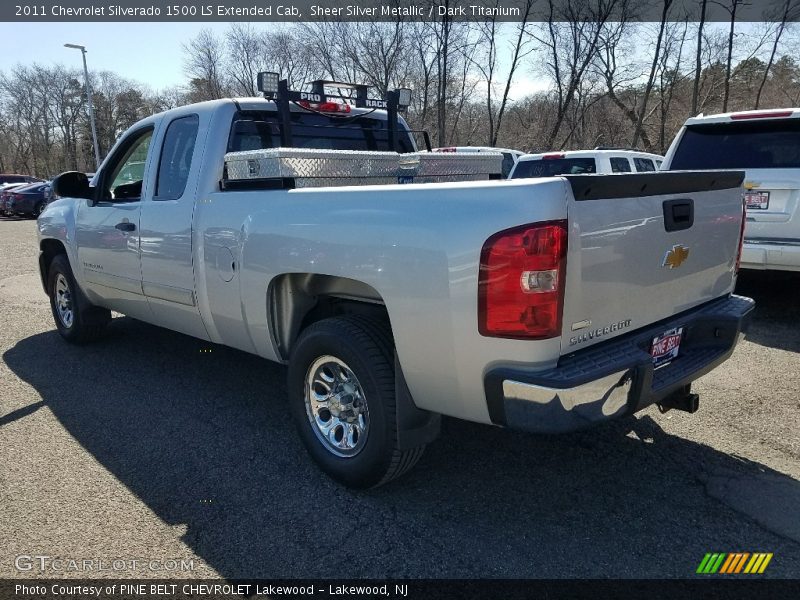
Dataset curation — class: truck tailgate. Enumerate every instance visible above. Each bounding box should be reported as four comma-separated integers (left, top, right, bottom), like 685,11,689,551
560,171,745,353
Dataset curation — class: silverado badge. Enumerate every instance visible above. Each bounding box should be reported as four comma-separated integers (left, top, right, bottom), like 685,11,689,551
662,244,690,269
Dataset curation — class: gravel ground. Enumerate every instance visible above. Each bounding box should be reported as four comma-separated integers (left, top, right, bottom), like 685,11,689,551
0,216,798,579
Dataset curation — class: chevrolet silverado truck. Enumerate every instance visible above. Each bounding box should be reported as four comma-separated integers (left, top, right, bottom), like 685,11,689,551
664,108,800,272
38,81,754,488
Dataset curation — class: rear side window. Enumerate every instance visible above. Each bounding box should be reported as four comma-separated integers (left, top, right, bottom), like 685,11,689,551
610,157,632,172
670,120,800,169
156,114,199,200
633,158,656,172
228,110,414,153
511,157,597,179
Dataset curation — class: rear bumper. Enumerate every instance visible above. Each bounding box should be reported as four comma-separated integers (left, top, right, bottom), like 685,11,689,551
741,239,800,272
484,294,754,434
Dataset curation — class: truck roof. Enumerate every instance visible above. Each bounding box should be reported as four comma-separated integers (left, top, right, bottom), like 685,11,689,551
684,108,800,126
519,149,664,161
155,97,399,122
433,146,524,156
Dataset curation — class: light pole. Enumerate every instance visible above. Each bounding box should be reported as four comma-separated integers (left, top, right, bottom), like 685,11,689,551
64,43,101,170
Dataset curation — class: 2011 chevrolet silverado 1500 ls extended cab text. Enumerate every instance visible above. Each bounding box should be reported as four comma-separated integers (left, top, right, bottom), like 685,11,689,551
37,86,754,488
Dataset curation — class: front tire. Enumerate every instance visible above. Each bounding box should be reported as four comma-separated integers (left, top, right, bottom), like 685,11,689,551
288,316,425,488
48,254,110,344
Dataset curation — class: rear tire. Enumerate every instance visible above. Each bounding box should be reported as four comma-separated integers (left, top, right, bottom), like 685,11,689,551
34,202,45,218
288,315,425,488
48,254,111,344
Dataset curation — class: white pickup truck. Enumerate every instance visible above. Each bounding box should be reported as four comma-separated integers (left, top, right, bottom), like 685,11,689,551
664,108,800,272
38,85,754,488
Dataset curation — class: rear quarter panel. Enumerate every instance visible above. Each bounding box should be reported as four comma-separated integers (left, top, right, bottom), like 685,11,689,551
194,178,570,423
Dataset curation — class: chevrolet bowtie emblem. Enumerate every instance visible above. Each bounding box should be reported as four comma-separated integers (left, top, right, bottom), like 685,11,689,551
662,244,690,269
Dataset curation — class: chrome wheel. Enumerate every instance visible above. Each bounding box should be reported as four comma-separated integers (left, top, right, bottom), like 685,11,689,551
54,273,74,328
304,355,369,457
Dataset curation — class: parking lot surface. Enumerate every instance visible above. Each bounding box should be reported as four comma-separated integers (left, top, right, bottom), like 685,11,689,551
0,216,798,579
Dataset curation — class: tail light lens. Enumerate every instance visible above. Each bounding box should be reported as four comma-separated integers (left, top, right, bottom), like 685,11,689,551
479,220,568,339
297,100,351,113
730,110,793,120
735,196,746,274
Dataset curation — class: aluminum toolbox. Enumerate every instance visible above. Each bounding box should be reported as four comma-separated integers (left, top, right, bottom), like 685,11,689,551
404,151,503,183
224,148,503,188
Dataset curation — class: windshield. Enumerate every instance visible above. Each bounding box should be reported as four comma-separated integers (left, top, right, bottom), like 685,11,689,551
511,157,597,178
228,110,415,154
670,120,800,169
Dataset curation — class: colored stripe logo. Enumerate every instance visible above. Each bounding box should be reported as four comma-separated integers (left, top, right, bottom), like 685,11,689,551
697,552,773,574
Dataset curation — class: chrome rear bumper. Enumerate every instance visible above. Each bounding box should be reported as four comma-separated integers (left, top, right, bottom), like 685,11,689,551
484,295,754,434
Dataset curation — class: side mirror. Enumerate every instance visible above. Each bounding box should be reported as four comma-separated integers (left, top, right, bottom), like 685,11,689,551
52,171,92,201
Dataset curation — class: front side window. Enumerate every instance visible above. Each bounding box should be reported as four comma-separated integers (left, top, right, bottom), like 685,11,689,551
156,115,199,200
103,128,153,200
633,157,656,172
610,157,632,172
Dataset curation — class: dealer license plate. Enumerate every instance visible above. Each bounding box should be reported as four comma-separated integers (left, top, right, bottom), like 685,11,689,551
745,190,769,210
650,327,683,368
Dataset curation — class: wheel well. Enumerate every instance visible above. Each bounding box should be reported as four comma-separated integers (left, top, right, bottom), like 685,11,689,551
269,273,389,360
39,239,67,293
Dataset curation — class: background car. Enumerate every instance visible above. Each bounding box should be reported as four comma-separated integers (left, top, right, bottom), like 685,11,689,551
433,146,525,178
0,183,29,216
6,181,52,218
509,148,665,179
0,174,42,186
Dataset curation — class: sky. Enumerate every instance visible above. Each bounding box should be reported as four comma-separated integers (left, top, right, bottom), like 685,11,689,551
0,20,761,101
0,21,550,98
0,22,233,90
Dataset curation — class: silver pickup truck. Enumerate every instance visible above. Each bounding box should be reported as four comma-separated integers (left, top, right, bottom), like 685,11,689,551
38,93,754,488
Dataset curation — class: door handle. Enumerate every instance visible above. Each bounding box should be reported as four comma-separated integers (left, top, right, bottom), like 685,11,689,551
115,222,136,232
663,199,694,232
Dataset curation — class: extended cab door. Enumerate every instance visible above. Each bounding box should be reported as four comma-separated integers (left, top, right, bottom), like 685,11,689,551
138,112,210,340
76,125,154,319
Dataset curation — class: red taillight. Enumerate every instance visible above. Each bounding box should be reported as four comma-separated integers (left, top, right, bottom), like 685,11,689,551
542,153,565,160
436,147,457,152
735,196,746,274
298,100,351,113
730,110,793,120
478,220,568,339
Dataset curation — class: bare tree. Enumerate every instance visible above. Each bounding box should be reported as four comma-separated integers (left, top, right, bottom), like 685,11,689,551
470,0,535,146
535,0,620,149
595,19,660,149
755,0,799,108
632,0,674,147
691,0,709,115
657,20,691,152
225,23,266,96
711,0,748,112
182,28,227,100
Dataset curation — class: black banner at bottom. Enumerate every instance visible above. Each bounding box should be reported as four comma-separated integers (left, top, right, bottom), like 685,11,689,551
2,579,800,600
